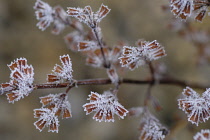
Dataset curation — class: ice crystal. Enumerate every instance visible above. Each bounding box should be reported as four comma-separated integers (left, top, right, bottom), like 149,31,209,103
47,54,73,83
194,129,210,140
1,58,34,103
67,4,110,28
119,40,166,70
139,112,168,140
178,87,210,126
83,91,128,122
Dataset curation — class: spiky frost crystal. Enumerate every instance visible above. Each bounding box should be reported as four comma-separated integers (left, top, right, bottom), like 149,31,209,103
83,91,128,122
139,112,168,140
119,40,166,70
178,87,210,126
67,4,110,28
47,54,73,83
194,129,210,140
1,58,34,103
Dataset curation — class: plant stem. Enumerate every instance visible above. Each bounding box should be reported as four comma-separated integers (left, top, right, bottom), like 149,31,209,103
144,62,155,106
33,77,209,91
92,27,110,68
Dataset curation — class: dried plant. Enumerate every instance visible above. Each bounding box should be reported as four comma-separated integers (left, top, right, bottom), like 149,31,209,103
3,0,210,139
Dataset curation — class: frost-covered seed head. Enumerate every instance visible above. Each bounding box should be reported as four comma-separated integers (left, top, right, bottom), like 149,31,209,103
194,129,210,140
34,0,54,31
47,54,73,83
83,91,128,122
2,58,34,103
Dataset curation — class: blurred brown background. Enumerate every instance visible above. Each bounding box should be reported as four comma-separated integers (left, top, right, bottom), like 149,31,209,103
1,0,210,140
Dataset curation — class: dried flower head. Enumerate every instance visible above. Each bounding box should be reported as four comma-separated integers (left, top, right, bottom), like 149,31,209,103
47,54,73,83
34,0,54,31
170,0,210,22
178,87,210,126
34,108,59,133
119,40,166,70
34,93,72,133
1,58,34,103
51,6,69,35
85,45,123,68
64,31,84,52
67,4,110,28
139,112,168,140
170,0,194,20
194,129,210,140
34,0,70,34
40,93,72,119
83,91,128,122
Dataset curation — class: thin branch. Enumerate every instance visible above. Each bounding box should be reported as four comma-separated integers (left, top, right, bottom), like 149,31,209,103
33,77,209,90
144,62,155,106
92,27,110,68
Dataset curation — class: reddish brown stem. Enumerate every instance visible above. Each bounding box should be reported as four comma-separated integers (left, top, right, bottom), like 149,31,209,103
92,27,110,68
144,62,155,106
33,77,209,90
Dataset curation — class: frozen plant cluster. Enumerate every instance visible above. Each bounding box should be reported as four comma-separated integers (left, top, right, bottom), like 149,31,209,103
2,0,210,139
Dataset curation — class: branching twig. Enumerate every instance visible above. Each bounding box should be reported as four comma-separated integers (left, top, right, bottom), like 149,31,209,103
31,77,209,91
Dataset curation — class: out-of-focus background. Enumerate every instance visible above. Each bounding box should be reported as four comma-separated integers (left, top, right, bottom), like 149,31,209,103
1,0,210,140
